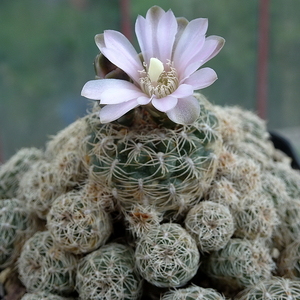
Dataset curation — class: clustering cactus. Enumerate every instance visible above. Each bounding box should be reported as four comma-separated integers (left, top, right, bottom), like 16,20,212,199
47,190,113,254
76,242,142,300
135,223,199,288
17,160,66,219
1,6,300,300
184,200,235,252
0,198,34,268
0,147,43,199
203,238,275,290
18,231,77,295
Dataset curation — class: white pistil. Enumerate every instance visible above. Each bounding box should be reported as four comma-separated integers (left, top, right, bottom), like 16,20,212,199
139,58,178,99
148,58,164,83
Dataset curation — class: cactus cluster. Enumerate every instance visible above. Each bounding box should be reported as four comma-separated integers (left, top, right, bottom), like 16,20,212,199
1,90,300,300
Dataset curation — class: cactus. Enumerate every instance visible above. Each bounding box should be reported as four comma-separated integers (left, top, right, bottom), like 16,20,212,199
135,223,200,288
184,200,235,252
277,240,300,279
203,238,275,290
0,147,43,199
268,161,300,199
18,231,77,296
17,160,66,219
275,198,300,247
47,190,113,254
76,242,143,300
236,277,300,300
85,94,222,219
0,198,34,268
2,5,300,299
232,190,278,240
161,284,226,300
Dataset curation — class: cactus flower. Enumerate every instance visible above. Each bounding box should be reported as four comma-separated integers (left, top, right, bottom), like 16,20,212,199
81,6,225,124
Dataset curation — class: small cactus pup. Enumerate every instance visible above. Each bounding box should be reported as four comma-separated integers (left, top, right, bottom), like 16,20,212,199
235,277,300,300
184,200,235,252
81,6,225,220
232,190,279,240
0,198,34,269
17,160,66,219
277,239,300,279
135,223,200,288
161,284,226,300
18,231,77,296
0,147,43,199
47,190,113,254
203,238,275,292
76,242,143,300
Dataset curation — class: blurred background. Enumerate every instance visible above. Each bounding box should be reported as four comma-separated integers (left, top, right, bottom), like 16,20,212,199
1,0,300,161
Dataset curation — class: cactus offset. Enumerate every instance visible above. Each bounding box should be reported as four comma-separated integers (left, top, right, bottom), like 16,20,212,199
76,242,143,300
18,231,77,295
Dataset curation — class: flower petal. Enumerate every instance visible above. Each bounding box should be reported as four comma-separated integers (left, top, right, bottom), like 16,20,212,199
135,6,177,65
95,30,143,83
184,68,218,90
151,96,178,112
137,96,151,105
173,18,208,76
179,35,225,81
166,96,200,125
81,79,144,104
99,100,139,123
170,84,194,99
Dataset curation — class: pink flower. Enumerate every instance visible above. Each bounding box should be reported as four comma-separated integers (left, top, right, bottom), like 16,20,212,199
81,6,225,124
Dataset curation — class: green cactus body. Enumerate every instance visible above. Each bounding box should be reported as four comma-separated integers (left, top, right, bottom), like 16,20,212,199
161,284,226,300
47,190,113,254
135,223,200,288
76,242,143,300
0,148,43,199
204,238,275,290
236,277,300,300
0,198,34,268
18,231,77,295
17,160,66,219
184,200,235,252
86,94,222,219
21,292,74,300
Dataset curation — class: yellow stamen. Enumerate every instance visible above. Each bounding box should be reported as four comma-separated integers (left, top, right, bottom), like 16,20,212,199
148,58,164,83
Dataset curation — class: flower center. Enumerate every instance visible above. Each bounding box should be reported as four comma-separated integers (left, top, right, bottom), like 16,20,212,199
139,58,178,99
